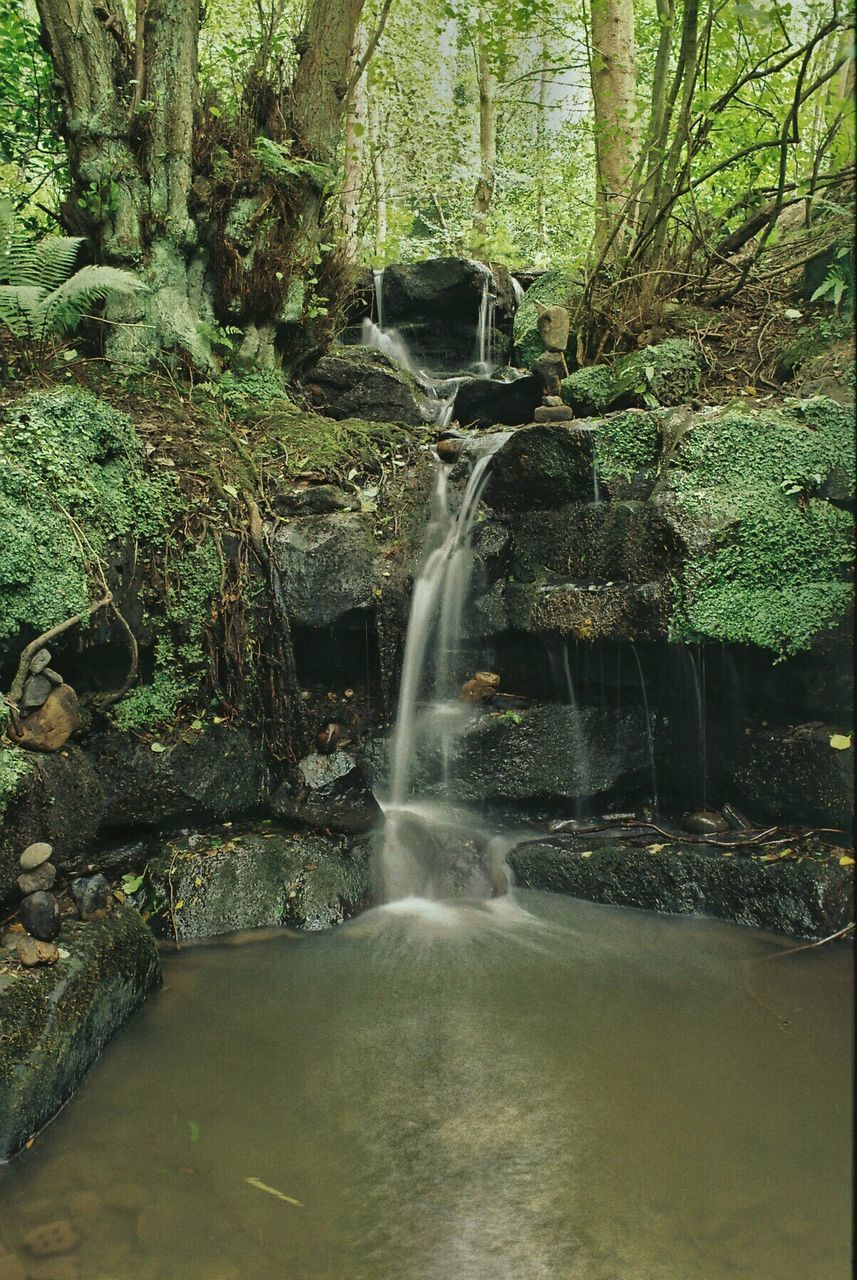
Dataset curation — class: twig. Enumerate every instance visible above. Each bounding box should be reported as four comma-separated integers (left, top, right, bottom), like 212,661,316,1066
7,595,113,705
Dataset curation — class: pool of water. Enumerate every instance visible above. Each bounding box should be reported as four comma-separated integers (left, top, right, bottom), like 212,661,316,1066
0,891,852,1280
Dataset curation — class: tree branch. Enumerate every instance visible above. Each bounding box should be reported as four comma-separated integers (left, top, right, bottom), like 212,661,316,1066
7,594,113,706
347,0,394,97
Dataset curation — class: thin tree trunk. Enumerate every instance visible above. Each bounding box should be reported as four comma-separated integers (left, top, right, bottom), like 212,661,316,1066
367,92,387,255
535,33,551,262
292,0,367,166
472,25,497,256
343,31,367,261
589,0,639,257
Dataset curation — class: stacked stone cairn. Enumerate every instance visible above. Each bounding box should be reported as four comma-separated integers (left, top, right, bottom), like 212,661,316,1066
9,647,80,752
4,839,113,968
531,304,575,422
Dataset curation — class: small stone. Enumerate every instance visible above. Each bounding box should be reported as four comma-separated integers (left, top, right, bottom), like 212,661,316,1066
19,891,61,942
17,861,57,895
0,1253,27,1280
459,671,501,702
29,648,52,675
20,842,53,871
532,350,568,395
683,809,731,835
543,395,564,406
43,669,64,686
535,303,570,352
15,936,58,967
316,722,345,754
22,1220,79,1258
436,437,465,462
534,404,575,422
70,874,112,922
21,674,52,711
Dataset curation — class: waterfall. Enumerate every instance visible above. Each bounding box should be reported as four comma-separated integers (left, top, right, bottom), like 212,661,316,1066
377,437,509,901
630,641,659,813
360,317,416,372
372,267,385,329
475,265,495,375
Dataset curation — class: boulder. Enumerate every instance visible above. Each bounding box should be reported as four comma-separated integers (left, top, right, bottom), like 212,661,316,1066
7,685,81,752
731,722,854,828
536,304,570,352
486,423,597,509
271,484,352,517
0,907,160,1159
302,346,430,425
272,750,381,833
561,340,702,414
268,510,379,626
153,829,371,939
508,500,676,584
496,578,672,641
451,374,542,429
507,834,854,939
86,724,272,830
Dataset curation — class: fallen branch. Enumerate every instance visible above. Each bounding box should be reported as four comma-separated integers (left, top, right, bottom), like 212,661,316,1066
7,594,113,706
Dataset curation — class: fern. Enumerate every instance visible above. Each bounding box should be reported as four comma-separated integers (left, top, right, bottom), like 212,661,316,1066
0,200,146,344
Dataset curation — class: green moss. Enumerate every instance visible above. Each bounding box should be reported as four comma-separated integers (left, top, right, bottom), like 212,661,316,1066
562,340,701,415
595,410,660,481
513,270,576,368
0,388,177,648
668,398,855,655
561,364,617,415
0,744,29,823
248,407,415,477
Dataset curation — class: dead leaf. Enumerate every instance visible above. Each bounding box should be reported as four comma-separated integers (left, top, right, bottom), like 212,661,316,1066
829,733,852,750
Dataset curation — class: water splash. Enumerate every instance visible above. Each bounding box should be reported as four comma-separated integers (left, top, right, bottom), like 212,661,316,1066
377,437,509,901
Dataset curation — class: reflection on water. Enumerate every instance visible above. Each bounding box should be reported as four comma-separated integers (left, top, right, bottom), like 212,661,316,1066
0,891,852,1280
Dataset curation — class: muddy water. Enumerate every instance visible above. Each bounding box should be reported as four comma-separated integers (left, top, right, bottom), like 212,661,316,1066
0,892,852,1280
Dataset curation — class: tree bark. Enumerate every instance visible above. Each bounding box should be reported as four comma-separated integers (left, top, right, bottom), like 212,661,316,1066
472,25,497,257
342,31,367,261
589,0,639,257
367,91,387,255
292,0,367,166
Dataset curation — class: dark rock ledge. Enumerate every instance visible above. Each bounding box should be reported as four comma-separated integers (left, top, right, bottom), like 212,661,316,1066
0,907,160,1160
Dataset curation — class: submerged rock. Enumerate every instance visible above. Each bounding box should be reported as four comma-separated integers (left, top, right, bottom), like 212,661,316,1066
154,828,372,939
0,907,160,1159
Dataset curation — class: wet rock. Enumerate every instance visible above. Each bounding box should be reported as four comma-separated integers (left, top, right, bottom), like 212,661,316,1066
17,861,56,894
495,579,672,641
459,672,501,702
43,669,64,686
535,303,570,352
268,511,379,627
507,500,675,585
20,891,61,941
29,649,52,675
302,346,429,425
732,722,854,828
70,874,112,921
156,829,371,939
272,751,381,834
20,841,53,871
487,423,597,509
436,436,466,463
87,724,271,831
21,674,53,712
683,810,730,835
507,835,854,939
0,907,160,1160
531,351,568,396
272,484,352,516
451,374,541,429
379,258,515,368
15,936,59,967
534,404,575,422
23,1219,79,1258
8,685,81,752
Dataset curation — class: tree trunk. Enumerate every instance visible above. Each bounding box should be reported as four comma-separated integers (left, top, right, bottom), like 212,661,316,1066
472,26,497,257
367,92,388,255
342,32,367,261
292,0,367,166
535,35,551,263
589,0,639,257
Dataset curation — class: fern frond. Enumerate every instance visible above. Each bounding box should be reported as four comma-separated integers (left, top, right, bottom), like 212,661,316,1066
29,236,84,291
38,265,147,336
0,201,39,288
0,285,41,338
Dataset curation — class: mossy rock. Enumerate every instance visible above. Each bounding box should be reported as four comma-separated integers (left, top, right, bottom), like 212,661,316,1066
661,397,855,655
561,340,701,415
486,423,597,510
513,270,579,368
0,907,160,1159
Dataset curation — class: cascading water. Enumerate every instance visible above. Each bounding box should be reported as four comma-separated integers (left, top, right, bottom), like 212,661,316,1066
474,265,496,375
377,436,510,902
630,641,659,813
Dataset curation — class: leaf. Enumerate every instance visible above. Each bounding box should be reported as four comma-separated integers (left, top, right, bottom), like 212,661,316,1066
121,872,145,894
829,733,852,750
783,309,802,320
150,741,167,753
190,719,203,730
174,899,184,910
839,856,855,867
647,843,665,853
579,850,593,858
223,482,238,499
245,1177,303,1207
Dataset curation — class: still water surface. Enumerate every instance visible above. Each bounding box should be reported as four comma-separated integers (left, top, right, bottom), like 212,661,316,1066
0,891,852,1280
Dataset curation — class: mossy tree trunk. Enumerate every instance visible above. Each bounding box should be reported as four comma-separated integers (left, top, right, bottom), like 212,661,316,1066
35,0,369,373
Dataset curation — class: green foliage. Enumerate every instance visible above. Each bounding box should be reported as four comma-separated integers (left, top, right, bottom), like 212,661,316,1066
595,410,659,481
0,388,177,648
251,137,332,192
0,202,145,345
809,244,855,315
0,744,29,823
247,406,416,477
669,399,855,656
561,363,618,415
563,340,701,414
